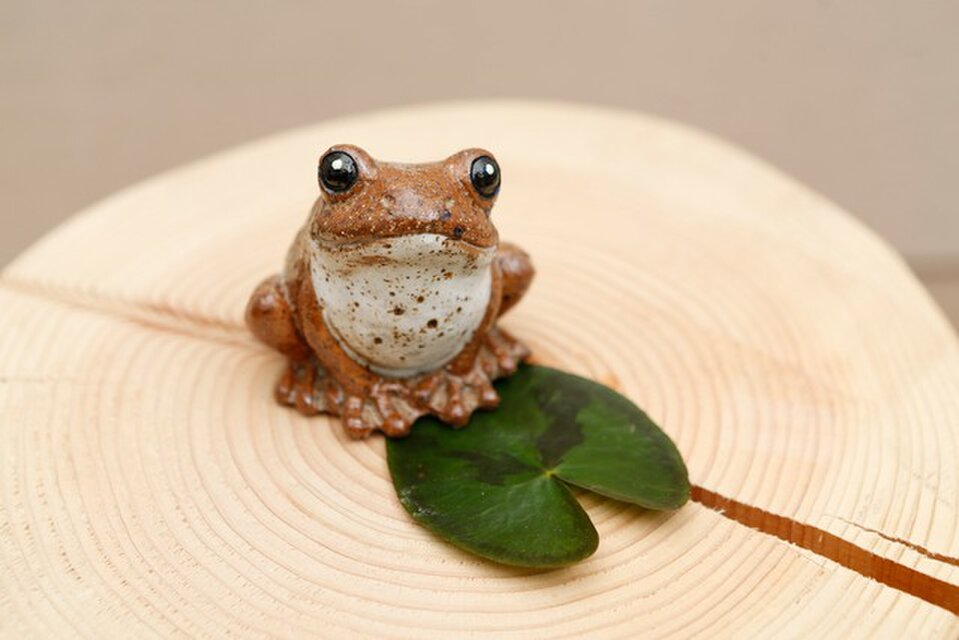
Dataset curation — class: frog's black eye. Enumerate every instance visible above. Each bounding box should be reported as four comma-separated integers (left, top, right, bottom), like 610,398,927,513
469,155,500,199
318,150,358,193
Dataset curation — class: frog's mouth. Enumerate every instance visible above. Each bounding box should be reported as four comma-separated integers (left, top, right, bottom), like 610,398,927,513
308,233,497,377
312,229,495,253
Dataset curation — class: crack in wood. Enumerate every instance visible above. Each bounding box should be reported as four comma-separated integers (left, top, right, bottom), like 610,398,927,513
834,517,959,569
0,274,252,349
692,485,959,616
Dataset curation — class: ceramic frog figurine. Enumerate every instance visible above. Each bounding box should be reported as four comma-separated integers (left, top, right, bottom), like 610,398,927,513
246,145,534,438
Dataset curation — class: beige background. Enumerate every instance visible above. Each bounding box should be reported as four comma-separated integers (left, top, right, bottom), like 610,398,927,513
2,0,957,323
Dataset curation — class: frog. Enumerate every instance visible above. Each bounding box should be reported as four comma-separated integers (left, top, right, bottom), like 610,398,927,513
246,145,534,438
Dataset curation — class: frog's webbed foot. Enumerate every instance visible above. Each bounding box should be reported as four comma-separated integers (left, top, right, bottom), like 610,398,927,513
275,358,320,415
371,382,419,437
414,367,500,427
278,368,374,439
403,328,529,430
376,327,529,436
417,373,470,426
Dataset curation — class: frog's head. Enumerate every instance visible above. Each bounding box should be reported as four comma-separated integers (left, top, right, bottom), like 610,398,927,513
308,144,500,249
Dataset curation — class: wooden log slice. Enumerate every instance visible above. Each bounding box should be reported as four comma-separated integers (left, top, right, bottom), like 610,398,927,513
1,102,957,638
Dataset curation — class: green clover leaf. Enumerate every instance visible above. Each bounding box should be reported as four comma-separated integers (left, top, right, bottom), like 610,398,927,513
387,366,690,567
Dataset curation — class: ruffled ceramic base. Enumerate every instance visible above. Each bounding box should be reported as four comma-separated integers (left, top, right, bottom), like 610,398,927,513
274,327,530,437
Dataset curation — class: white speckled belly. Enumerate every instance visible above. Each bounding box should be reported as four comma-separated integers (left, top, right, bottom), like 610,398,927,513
310,234,495,377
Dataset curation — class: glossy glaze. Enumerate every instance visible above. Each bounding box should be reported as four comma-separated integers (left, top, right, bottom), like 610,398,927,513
246,145,534,437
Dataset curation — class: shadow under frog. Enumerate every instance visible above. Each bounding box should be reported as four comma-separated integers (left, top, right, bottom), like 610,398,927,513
246,145,534,438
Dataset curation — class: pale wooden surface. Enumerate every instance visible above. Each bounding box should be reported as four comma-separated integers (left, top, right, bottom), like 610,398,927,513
1,102,957,638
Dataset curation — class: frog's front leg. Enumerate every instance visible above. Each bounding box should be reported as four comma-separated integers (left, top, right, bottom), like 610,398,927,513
246,275,310,358
245,275,322,414
496,242,534,317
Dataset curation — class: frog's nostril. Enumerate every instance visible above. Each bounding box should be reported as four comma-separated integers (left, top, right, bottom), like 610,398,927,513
452,226,464,239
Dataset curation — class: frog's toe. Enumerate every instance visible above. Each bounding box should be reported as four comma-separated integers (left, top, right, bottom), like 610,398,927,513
444,402,469,427
294,389,320,416
274,358,319,414
372,386,418,437
274,365,296,406
475,378,500,409
411,372,443,405
380,414,412,437
342,396,373,439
